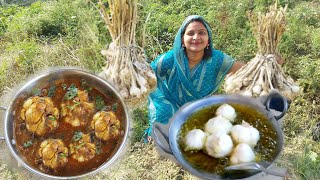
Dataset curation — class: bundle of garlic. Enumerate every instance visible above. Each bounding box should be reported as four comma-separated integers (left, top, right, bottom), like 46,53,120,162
97,0,156,106
223,2,299,100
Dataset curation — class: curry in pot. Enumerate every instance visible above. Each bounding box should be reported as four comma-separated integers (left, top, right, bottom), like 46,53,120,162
13,78,125,176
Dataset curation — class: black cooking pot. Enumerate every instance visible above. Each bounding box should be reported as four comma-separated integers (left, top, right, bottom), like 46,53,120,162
153,92,288,180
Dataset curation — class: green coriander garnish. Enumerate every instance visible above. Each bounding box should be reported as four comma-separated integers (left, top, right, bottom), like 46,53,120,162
47,116,56,121
32,88,42,96
48,85,56,97
112,103,118,112
95,96,106,111
72,131,83,141
61,84,67,90
23,140,33,148
64,84,78,100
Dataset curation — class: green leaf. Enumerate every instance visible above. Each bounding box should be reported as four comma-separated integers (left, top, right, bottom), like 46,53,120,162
47,116,56,120
23,140,33,148
48,85,56,97
72,131,82,141
59,153,67,158
61,84,67,90
32,88,41,96
112,103,118,112
80,79,92,92
95,96,106,111
64,83,78,100
66,100,81,110
74,142,85,149
95,146,102,154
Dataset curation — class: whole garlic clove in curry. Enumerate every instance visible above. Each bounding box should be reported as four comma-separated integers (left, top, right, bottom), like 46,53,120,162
184,129,206,151
61,90,95,127
20,96,59,136
230,143,255,165
204,115,233,135
205,132,233,158
38,139,68,169
69,133,96,162
91,111,121,141
231,121,260,148
215,103,237,122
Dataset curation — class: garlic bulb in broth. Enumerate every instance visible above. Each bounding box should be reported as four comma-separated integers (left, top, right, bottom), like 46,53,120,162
184,129,206,151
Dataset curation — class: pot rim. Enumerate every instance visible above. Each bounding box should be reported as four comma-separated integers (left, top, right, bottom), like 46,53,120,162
3,67,130,179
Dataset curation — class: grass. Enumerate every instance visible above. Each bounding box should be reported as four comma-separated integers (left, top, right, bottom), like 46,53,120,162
0,0,320,179
131,107,149,143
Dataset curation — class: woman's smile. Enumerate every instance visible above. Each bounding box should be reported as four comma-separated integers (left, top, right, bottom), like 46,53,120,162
191,41,203,45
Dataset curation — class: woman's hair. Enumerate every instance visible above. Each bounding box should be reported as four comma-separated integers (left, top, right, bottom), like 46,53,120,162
181,19,212,60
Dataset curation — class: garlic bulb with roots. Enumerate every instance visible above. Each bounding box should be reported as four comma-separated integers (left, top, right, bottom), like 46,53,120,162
184,129,206,151
146,71,157,87
119,88,129,99
97,0,157,107
204,115,233,135
215,104,237,122
291,85,300,93
230,143,255,165
243,78,251,86
260,90,268,96
231,121,260,147
222,3,300,101
252,84,262,95
205,132,233,158
242,90,253,97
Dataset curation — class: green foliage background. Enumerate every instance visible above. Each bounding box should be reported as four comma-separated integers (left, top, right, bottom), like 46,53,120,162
0,0,319,179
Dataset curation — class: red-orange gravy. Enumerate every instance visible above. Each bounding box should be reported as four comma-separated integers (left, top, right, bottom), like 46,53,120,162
13,79,125,176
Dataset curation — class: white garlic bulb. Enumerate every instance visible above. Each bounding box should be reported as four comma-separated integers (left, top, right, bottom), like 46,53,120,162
231,121,260,147
215,104,237,122
230,143,255,165
205,133,233,158
204,115,233,135
184,129,206,151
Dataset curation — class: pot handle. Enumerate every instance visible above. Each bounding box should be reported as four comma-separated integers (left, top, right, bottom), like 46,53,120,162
0,106,6,140
264,92,288,121
153,124,173,155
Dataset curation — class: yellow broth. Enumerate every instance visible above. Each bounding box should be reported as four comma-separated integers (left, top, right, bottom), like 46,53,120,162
13,78,125,176
178,103,278,174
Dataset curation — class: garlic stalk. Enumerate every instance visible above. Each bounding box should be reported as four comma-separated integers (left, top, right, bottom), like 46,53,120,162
223,2,299,100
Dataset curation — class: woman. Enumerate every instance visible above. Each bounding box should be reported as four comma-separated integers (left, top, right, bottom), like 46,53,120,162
145,15,243,141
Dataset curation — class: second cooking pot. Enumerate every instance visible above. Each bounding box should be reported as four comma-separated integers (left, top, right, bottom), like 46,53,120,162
153,92,288,179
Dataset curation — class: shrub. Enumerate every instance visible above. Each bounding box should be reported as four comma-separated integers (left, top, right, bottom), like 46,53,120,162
296,56,320,96
5,1,80,39
131,107,149,143
289,145,320,180
0,4,22,36
5,39,40,73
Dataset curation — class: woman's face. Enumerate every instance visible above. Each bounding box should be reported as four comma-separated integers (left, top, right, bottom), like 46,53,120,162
182,21,209,53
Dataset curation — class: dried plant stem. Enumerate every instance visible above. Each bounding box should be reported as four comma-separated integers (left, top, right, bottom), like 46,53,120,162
224,2,299,100
97,0,156,106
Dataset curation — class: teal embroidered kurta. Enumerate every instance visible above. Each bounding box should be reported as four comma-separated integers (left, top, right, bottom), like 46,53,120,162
146,15,235,136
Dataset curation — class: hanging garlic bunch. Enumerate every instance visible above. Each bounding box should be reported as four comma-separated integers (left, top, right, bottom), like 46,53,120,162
97,0,156,106
223,2,299,100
